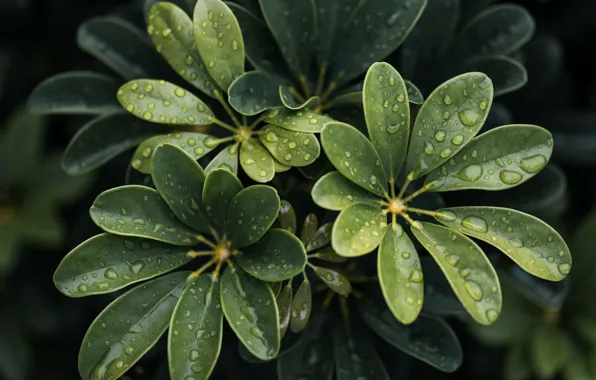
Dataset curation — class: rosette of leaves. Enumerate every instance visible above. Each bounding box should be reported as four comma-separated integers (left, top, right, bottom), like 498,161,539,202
52,143,308,380
311,62,571,327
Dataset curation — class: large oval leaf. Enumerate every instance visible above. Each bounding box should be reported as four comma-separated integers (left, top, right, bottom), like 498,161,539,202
228,72,282,115
259,124,320,167
311,171,382,211
321,122,388,198
332,202,387,257
202,168,244,231
239,139,275,182
205,144,239,175
90,185,200,245
378,225,423,324
363,62,410,182
78,271,191,380
465,56,527,97
435,207,571,281
237,229,307,281
221,267,279,360
426,125,553,192
168,274,223,380
405,73,493,178
411,222,502,325
263,107,334,133
54,233,192,297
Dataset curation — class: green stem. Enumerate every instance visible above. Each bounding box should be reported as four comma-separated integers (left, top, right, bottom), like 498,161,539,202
212,118,237,133
288,86,306,103
216,92,243,127
402,181,435,203
299,75,311,98
191,258,216,278
397,172,414,199
401,213,422,230
320,81,337,103
405,207,437,217
315,65,327,96
249,113,268,129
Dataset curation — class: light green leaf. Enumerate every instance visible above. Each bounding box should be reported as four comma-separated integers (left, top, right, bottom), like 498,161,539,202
228,71,282,115
321,122,388,198
411,222,502,325
405,80,424,105
277,200,296,234
313,247,348,263
202,168,243,231
90,185,200,245
466,56,528,97
333,323,389,380
117,79,214,125
435,207,571,281
273,159,291,173
221,267,280,360
406,73,493,178
363,62,410,182
193,0,245,91
54,233,192,297
239,139,275,182
426,125,553,191
205,144,239,175
311,171,382,211
378,224,423,324
332,202,387,257
78,271,191,380
277,282,293,339
290,279,311,333
312,266,351,295
306,222,333,251
259,125,320,167
530,324,568,379
300,214,319,246
237,229,307,281
168,274,223,380
263,107,333,133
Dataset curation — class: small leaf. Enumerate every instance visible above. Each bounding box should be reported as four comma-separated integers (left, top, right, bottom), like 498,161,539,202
277,200,297,234
405,80,425,105
90,185,200,245
151,144,210,233
332,202,387,257
263,107,333,133
312,266,351,295
270,282,282,298
290,279,311,333
426,125,553,191
363,62,410,182
27,71,121,115
411,222,502,325
193,0,245,91
259,125,320,167
378,224,423,324
78,271,191,380
311,171,382,211
205,144,239,175
228,71,282,115
221,267,280,360
168,274,222,380
239,139,275,182
202,168,243,231
237,229,307,281
314,247,348,263
435,207,571,281
529,324,568,379
279,90,321,111
117,79,214,125
300,214,319,246
277,283,293,339
227,185,280,247
321,122,388,198
333,323,389,380
306,223,333,251
406,73,493,178
53,233,192,297
466,56,528,97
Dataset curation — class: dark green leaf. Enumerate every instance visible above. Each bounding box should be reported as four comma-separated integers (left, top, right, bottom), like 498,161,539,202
405,80,425,105
306,222,333,251
228,71,282,115
202,168,243,231
290,279,311,333
530,324,568,379
334,323,389,380
259,125,320,167
277,282,293,338
313,247,348,263
311,171,382,211
314,0,339,68
239,139,275,182
332,202,386,257
279,90,321,111
277,200,297,234
312,266,351,295
466,56,527,97
263,107,333,133
300,213,319,246
205,144,239,174
271,281,282,298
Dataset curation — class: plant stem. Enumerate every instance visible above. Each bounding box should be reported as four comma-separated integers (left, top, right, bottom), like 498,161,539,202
212,260,224,277
211,136,236,145
405,207,437,217
197,235,216,248
339,296,350,327
249,113,268,129
216,92,243,127
389,179,396,199
402,181,436,203
322,290,335,309
315,66,327,96
397,172,414,199
320,81,337,103
302,271,309,282
288,86,305,103
192,258,216,277
212,118,237,133
392,213,398,231
242,115,247,127
299,75,311,98
401,213,421,230
188,250,214,258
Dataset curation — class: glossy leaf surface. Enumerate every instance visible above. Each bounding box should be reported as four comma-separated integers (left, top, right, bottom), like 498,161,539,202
332,202,386,257
259,125,320,167
300,214,318,247
277,200,296,234
314,247,348,263
466,56,527,97
312,266,351,295
290,280,311,333
263,107,333,133
311,171,382,211
405,80,425,105
205,144,239,174
239,139,275,182
228,72,281,115
277,283,293,339
202,168,243,231
306,223,333,252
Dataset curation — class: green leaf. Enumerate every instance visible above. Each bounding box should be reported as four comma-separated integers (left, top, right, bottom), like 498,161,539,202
227,185,280,247
333,323,389,380
358,296,462,372
239,139,275,182
202,168,243,231
313,247,348,263
530,324,568,379
54,233,192,297
151,144,210,233
426,125,553,191
290,279,311,333
466,56,528,97
406,73,493,178
27,71,121,115
300,214,319,246
363,62,410,182
504,344,531,380
277,200,296,234
228,71,282,115
332,202,387,257
311,171,382,211
193,0,245,91
168,274,222,380
148,2,218,97
90,185,200,245
237,229,307,281
410,222,502,325
435,207,571,281
117,79,214,125
277,282,293,338
221,267,280,360
205,144,239,175
78,271,191,380
312,266,351,295
279,90,321,111
321,122,389,198
314,0,339,68
273,159,291,173
563,344,591,380
132,132,218,174
306,222,333,251
259,125,320,167
405,80,425,105
263,107,334,133
378,224,423,324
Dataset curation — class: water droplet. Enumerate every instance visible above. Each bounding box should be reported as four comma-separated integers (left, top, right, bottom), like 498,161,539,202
265,132,278,142
143,111,153,120
508,238,523,248
369,175,377,185
397,93,405,103
486,309,499,322
125,346,134,355
461,216,488,233
451,134,464,145
464,280,484,301
309,118,318,125
447,254,460,267
401,252,411,259
409,269,423,283
434,131,446,142
557,262,571,275
284,153,292,161
232,40,239,50
479,101,488,110
104,268,118,280
443,95,452,105
455,165,483,182
175,88,186,97
189,349,200,361
424,141,435,154
387,124,400,134
520,155,547,174
499,170,522,185
440,148,452,158
77,284,88,292
458,110,480,127
259,170,268,177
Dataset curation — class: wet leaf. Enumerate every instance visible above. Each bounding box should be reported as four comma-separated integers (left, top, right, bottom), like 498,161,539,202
279,90,321,111
270,282,282,298
466,56,527,97
426,125,553,191
312,266,351,295
332,202,387,257
277,200,297,234
411,222,502,325
378,224,423,324
259,125,320,167
54,233,193,297
435,207,571,281
90,185,200,245
290,279,311,333
311,171,382,211
273,159,291,173
239,139,275,182
27,71,121,115
263,107,333,133
205,144,239,175
313,247,348,263
421,257,467,316
530,324,568,379
202,168,243,231
300,214,319,246
228,72,282,115
277,283,293,338
168,274,222,380
193,0,245,91
221,267,280,360
298,153,331,180
78,271,191,380
227,185,280,247
237,229,307,281
306,223,333,251
363,62,410,182
405,80,425,105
